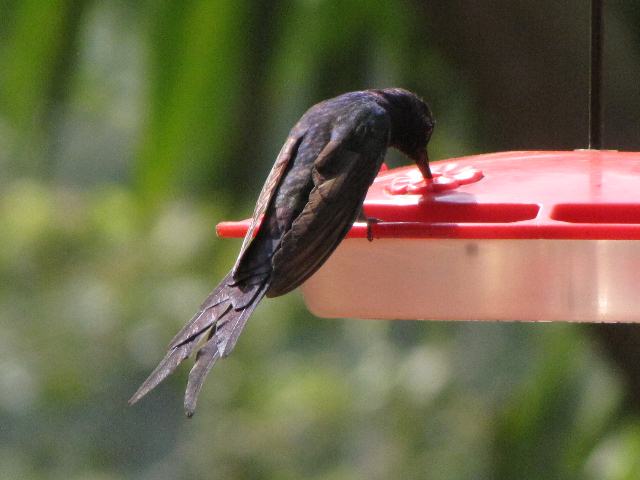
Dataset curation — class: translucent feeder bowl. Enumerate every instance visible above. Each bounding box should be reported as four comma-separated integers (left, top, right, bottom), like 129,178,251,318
217,150,640,323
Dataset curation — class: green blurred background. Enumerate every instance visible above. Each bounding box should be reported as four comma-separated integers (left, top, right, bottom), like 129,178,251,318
2,1,640,479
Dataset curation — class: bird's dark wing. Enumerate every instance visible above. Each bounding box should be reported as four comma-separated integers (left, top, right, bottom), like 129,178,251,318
266,111,389,297
232,127,305,279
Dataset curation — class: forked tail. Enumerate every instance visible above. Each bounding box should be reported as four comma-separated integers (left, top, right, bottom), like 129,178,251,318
129,271,270,416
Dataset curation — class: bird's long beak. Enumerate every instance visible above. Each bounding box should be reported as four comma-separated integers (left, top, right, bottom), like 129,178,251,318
416,149,432,181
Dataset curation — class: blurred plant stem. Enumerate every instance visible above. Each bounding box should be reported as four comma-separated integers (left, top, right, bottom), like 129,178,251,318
1,0,91,177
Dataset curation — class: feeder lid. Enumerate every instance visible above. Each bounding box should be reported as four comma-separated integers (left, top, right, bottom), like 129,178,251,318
217,150,640,241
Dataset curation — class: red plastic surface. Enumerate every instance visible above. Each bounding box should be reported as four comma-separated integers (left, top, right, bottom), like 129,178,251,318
386,164,484,194
216,150,640,240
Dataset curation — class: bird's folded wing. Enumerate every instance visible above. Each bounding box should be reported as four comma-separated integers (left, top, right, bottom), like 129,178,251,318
232,129,305,278
267,133,388,296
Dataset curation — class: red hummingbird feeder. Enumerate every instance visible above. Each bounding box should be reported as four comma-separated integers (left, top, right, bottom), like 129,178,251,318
217,150,640,323
219,1,640,323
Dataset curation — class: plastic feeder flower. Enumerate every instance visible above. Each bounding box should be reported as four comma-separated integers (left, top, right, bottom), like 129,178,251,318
217,150,640,323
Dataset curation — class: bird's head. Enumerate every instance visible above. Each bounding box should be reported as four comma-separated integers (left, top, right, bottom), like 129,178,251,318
372,88,435,179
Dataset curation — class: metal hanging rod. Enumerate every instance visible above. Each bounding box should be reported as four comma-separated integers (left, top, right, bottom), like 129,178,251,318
589,0,604,149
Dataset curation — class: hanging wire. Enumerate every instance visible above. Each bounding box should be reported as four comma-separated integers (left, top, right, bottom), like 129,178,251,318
589,0,604,149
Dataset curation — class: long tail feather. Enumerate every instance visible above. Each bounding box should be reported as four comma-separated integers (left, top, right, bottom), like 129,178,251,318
215,292,264,356
129,270,270,413
183,278,269,415
184,338,220,416
128,341,199,406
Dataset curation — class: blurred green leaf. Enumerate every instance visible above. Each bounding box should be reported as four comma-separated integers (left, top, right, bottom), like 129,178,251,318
1,0,89,176
136,0,247,203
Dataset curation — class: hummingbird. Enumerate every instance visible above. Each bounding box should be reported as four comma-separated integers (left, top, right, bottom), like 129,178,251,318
129,88,435,416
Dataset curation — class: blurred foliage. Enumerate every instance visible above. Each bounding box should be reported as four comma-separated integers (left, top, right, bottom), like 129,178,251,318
2,0,640,479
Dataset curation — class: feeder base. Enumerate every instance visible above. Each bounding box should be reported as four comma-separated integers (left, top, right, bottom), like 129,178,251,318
301,238,640,323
